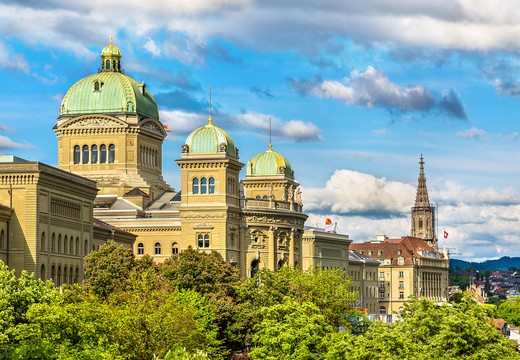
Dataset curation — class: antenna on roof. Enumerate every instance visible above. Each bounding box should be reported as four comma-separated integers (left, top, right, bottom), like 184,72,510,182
268,117,272,150
208,86,213,125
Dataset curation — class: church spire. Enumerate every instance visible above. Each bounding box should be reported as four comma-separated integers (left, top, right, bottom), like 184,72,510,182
411,154,437,247
414,154,430,207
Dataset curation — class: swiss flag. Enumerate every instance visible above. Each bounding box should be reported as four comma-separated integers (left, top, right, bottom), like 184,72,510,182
444,230,449,239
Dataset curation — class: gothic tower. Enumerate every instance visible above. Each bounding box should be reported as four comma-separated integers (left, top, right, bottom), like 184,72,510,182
411,155,437,247
54,37,172,200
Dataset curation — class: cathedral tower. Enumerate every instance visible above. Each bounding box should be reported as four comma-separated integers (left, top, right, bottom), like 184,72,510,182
411,155,437,247
54,38,172,200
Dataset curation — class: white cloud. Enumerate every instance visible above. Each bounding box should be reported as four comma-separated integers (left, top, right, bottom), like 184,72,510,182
0,135,35,150
0,40,29,73
160,110,206,136
456,127,486,140
236,112,322,142
304,169,520,261
293,67,467,119
303,169,415,215
143,38,161,57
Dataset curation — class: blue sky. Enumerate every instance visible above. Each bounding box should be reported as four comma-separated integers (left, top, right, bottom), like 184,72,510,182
1,1,519,261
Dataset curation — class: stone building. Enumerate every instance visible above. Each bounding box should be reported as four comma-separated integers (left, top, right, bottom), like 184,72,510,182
411,155,437,247
52,39,346,278
348,250,380,315
0,156,134,283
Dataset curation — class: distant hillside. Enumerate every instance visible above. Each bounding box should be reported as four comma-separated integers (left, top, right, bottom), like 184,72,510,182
450,257,520,271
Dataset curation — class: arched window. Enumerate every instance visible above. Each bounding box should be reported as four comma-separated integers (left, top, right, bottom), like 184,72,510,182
73,146,80,164
251,259,260,278
278,259,284,270
51,265,56,283
172,242,179,255
263,195,268,200
256,195,261,199
51,233,56,252
100,145,107,163
200,177,207,194
91,145,98,164
137,243,144,255
94,81,100,91
75,267,79,283
57,266,62,286
154,242,161,255
197,234,204,248
418,218,423,229
76,237,79,255
105,60,110,69
108,144,115,163
69,266,73,284
84,239,88,256
40,232,46,252
208,177,215,194
192,178,199,194
204,234,210,248
40,264,46,281
379,306,387,315
64,235,68,254
69,236,73,254
63,267,68,285
58,234,62,253
82,145,89,164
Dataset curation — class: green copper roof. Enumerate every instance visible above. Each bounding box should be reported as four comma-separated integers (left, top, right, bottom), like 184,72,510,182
247,144,293,177
60,72,159,119
185,120,237,157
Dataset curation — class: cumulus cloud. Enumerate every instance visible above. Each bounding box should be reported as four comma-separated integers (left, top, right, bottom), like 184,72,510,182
303,169,415,216
303,170,520,261
0,135,35,151
236,112,322,142
143,37,161,57
0,40,29,73
160,110,207,136
291,67,467,119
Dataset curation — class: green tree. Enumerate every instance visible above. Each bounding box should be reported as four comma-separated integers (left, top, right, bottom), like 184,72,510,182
250,298,333,360
498,297,520,326
0,261,59,356
83,240,135,298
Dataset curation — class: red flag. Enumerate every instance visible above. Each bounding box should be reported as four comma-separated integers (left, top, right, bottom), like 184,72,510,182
444,230,449,239
325,217,332,226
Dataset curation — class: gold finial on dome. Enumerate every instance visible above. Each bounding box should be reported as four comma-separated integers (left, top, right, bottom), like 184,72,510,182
110,35,113,45
268,116,273,150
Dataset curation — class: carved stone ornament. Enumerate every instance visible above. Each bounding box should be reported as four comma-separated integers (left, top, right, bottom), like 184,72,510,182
219,142,228,153
65,117,124,129
141,122,163,135
181,144,189,153
278,166,286,174
193,223,214,229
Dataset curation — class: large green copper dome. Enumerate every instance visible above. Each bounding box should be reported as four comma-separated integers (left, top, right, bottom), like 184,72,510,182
184,118,237,157
59,39,159,120
247,144,293,177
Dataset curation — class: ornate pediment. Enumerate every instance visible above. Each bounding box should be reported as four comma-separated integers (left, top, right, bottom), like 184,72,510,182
60,116,127,129
140,121,166,136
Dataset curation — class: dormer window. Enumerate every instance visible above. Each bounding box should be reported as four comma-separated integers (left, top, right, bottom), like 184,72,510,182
94,81,101,91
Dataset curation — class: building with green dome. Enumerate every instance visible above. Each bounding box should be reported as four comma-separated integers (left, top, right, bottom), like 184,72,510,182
51,39,351,279
54,37,171,200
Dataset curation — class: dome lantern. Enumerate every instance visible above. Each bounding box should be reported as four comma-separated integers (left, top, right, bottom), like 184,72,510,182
100,36,122,72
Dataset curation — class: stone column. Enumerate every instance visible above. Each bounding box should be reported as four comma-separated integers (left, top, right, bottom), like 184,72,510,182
239,224,246,278
268,226,276,271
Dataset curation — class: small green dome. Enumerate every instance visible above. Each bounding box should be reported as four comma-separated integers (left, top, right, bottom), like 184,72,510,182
184,119,237,157
59,39,159,120
247,144,293,177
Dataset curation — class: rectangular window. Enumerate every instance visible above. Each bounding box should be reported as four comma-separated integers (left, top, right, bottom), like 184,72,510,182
399,291,404,299
380,292,385,299
379,272,385,280
399,281,404,289
399,271,404,278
